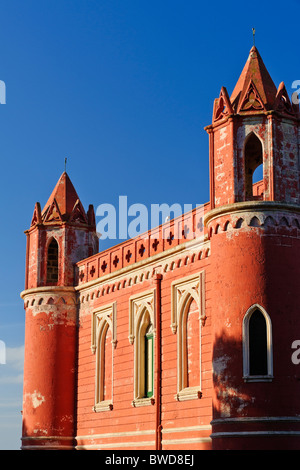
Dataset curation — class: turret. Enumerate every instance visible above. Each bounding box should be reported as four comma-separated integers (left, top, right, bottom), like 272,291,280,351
206,46,299,208
205,47,300,450
21,172,98,449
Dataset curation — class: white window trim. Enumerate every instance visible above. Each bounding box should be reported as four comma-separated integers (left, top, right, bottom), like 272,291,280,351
242,304,273,382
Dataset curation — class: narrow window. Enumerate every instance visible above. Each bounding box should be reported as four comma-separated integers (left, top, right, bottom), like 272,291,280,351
186,298,200,388
137,315,153,399
47,238,58,284
175,294,203,401
94,321,113,410
145,325,154,398
102,324,112,402
244,133,263,200
92,303,116,412
129,291,156,407
243,305,273,381
249,309,268,376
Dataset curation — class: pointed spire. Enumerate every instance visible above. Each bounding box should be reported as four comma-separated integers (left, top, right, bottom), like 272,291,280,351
30,202,42,227
213,86,234,122
274,81,296,116
230,46,277,112
42,172,89,224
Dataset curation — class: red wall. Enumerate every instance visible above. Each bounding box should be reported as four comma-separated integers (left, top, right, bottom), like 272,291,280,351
76,248,213,450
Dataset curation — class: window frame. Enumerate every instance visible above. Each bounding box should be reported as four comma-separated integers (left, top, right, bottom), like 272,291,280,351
129,290,156,407
171,272,205,401
243,131,264,200
145,327,154,398
91,302,117,411
46,237,59,285
242,304,273,382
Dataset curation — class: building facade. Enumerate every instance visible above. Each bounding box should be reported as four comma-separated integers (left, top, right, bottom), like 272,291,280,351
20,47,300,450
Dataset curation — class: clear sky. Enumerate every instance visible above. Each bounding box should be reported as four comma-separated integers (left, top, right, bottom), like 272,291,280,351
0,0,299,449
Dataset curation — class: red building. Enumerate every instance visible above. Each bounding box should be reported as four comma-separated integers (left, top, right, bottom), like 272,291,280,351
21,46,300,450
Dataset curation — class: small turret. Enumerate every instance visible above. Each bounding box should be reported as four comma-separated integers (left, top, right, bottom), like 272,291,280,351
206,46,300,209
25,171,98,290
21,172,98,450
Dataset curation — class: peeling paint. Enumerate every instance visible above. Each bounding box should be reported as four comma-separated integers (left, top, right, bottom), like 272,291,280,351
30,390,45,409
212,354,231,376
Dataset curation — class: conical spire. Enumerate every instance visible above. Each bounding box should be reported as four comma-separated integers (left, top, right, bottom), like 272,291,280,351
41,172,89,224
230,46,277,112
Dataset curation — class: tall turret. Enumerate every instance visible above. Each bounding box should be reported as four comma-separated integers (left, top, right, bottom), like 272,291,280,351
21,172,98,449
205,47,300,450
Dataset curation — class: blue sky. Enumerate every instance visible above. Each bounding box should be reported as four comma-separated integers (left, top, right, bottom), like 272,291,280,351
0,0,299,449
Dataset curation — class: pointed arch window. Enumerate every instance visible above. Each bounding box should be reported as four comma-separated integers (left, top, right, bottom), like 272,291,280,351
129,290,156,407
186,298,200,388
145,324,154,398
244,133,263,200
171,273,205,401
47,238,59,284
97,321,113,405
134,315,154,400
91,303,117,412
243,305,273,382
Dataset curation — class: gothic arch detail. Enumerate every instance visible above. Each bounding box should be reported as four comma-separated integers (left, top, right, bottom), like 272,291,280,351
129,290,156,407
244,132,264,200
238,80,265,113
242,304,273,382
46,237,59,285
210,212,300,236
171,272,206,334
213,86,233,122
171,272,205,401
91,302,117,411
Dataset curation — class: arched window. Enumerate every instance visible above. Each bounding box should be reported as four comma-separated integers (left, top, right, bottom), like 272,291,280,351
47,238,59,284
186,298,200,389
145,324,154,398
129,290,155,407
244,133,263,200
177,294,201,397
249,310,267,375
135,308,153,400
171,273,205,401
96,321,113,405
91,302,116,412
243,305,273,381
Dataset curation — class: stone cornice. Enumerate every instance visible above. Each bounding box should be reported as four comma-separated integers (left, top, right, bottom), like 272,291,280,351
204,201,300,226
75,237,210,294
20,285,76,299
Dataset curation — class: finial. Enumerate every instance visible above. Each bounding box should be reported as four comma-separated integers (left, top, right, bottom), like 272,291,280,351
65,157,67,173
252,27,256,47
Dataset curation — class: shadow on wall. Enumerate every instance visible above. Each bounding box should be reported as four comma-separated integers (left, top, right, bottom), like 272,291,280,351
212,329,253,419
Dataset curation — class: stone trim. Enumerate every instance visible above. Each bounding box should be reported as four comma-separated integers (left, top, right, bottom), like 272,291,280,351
129,290,156,403
171,272,205,399
205,200,300,226
91,302,117,411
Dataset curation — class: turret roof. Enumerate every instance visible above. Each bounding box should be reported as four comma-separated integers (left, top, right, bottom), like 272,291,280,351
230,46,277,111
42,171,81,219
